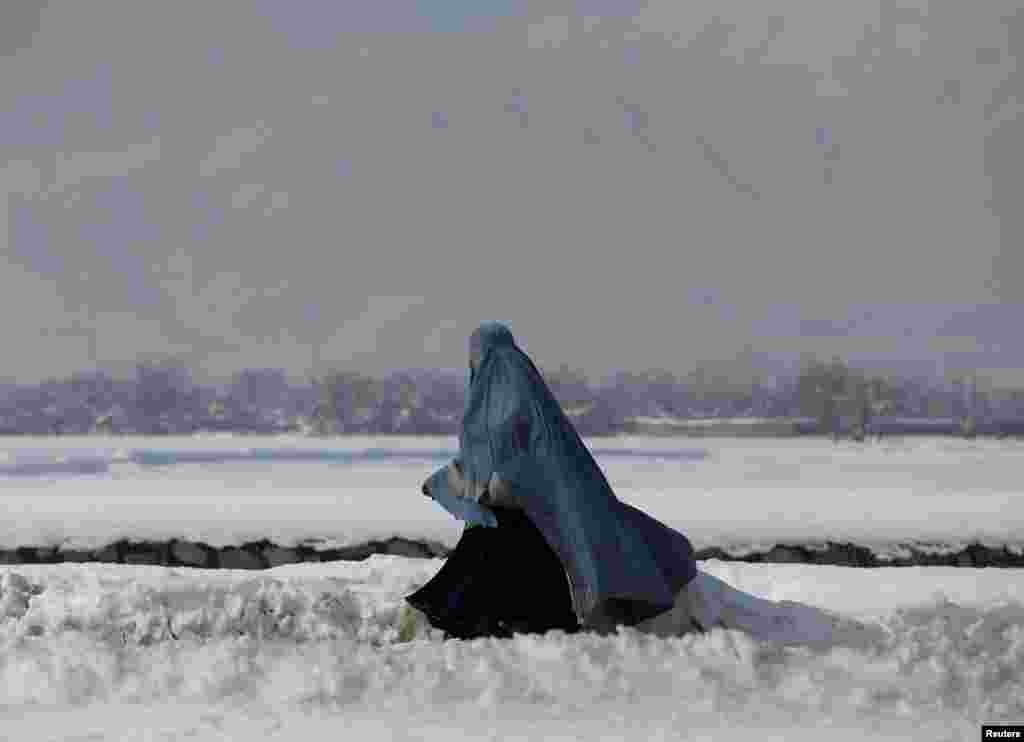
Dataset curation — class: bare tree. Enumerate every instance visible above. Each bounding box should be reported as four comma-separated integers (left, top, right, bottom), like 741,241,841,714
316,370,382,432
134,357,191,432
542,364,592,413
797,355,857,439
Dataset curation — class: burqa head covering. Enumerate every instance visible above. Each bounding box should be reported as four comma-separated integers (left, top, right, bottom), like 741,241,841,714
468,322,504,376
422,321,698,629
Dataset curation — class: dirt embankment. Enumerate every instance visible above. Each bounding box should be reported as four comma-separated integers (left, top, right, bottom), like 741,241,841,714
1,539,1021,569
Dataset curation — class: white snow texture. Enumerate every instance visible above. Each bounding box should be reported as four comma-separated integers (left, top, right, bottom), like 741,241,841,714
0,435,1022,740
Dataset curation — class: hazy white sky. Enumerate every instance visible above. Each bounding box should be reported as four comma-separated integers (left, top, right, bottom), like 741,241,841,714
1,0,1021,384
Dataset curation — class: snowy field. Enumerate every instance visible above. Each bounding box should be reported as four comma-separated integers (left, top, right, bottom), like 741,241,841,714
2,435,1023,557
1,435,1023,740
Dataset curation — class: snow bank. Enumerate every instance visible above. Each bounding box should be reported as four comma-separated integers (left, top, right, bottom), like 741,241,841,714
0,558,1022,737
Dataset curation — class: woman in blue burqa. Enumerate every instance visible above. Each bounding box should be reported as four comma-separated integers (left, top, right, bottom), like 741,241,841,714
406,322,708,639
407,322,880,645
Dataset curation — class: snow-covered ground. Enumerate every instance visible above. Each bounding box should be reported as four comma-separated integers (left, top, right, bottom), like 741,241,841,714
1,435,1022,557
1,559,1022,740
1,435,1023,739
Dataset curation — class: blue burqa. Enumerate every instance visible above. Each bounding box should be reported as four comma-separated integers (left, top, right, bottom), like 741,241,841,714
411,322,697,631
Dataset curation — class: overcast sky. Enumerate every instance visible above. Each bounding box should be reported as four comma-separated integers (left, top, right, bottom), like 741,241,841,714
1,0,1022,385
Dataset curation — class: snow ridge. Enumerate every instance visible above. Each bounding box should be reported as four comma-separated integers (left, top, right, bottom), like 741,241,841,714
1,560,1022,733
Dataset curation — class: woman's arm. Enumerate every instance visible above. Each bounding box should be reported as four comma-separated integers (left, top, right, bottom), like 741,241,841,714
447,459,520,509
421,459,498,527
480,471,518,508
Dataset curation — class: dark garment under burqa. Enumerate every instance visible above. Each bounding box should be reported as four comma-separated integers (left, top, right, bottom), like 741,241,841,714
407,506,580,639
406,322,698,638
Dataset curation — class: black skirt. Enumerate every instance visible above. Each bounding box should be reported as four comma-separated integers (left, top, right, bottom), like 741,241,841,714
405,506,581,640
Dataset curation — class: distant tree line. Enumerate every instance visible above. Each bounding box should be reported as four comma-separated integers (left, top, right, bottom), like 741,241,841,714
1,355,1023,437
